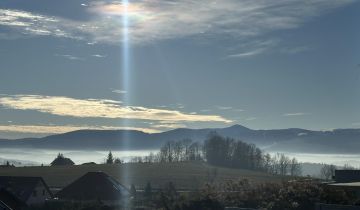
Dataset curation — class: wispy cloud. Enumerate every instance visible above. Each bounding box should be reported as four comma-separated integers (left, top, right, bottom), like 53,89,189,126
200,109,211,112
283,112,309,117
150,122,186,129
91,54,107,58
234,109,245,112
281,46,313,54
227,39,278,58
0,1,355,44
217,106,233,110
0,124,160,134
245,117,257,121
0,95,231,123
55,54,84,61
228,48,265,58
111,89,127,94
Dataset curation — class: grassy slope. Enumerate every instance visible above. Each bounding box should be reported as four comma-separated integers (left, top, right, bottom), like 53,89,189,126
0,162,286,190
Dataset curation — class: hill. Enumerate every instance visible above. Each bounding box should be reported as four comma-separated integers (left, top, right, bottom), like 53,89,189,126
0,162,286,190
1,125,360,153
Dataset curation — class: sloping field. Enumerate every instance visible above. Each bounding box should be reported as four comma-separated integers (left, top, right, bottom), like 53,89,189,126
0,162,286,190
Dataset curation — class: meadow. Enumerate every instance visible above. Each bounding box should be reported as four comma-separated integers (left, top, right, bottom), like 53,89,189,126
0,161,287,191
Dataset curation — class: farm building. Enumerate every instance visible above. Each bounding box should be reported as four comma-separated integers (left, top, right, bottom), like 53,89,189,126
0,176,53,208
56,171,130,205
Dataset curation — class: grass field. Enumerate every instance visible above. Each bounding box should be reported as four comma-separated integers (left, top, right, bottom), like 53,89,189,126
0,162,287,190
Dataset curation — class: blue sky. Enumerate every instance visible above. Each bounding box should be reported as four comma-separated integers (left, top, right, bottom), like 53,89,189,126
0,0,359,139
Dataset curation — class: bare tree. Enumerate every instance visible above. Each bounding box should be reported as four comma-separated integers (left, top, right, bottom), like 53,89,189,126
160,141,175,162
342,164,355,170
289,158,302,176
320,164,337,180
263,153,272,173
181,138,192,161
173,141,183,162
278,153,290,175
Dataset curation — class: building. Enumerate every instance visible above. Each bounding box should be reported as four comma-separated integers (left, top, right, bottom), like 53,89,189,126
316,203,360,210
0,176,53,207
56,171,130,205
0,188,27,210
334,170,360,183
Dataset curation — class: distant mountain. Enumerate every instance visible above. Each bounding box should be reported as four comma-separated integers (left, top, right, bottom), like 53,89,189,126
1,125,360,153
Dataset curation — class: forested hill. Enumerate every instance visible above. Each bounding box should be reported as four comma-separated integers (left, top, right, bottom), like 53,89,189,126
1,125,360,153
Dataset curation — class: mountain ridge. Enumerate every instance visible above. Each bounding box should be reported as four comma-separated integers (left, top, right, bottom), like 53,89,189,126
1,125,360,153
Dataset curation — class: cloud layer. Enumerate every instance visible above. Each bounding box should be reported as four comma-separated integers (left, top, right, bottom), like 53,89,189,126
0,124,160,134
0,0,355,44
0,95,231,123
283,112,309,117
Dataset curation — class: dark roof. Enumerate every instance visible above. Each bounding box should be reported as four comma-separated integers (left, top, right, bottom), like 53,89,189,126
0,201,12,210
56,172,130,201
334,170,360,183
0,176,53,202
0,188,27,210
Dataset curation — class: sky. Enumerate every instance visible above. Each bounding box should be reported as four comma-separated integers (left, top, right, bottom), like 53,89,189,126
0,0,359,139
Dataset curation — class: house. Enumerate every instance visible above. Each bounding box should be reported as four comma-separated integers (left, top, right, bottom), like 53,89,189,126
0,188,27,210
56,171,130,205
333,170,360,183
0,176,53,207
316,203,360,210
0,200,12,210
326,170,360,197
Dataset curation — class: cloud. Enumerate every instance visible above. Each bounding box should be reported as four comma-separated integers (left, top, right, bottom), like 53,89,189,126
150,122,186,129
0,95,231,123
55,54,84,60
0,9,80,39
281,46,313,54
0,1,355,44
234,109,245,112
0,124,160,134
227,39,278,58
91,54,107,58
111,89,127,94
245,117,257,121
216,106,244,112
200,109,211,112
283,112,309,117
228,48,265,58
217,106,233,110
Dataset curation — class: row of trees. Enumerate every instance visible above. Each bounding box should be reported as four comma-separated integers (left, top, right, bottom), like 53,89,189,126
135,133,302,176
203,133,301,176
105,151,123,164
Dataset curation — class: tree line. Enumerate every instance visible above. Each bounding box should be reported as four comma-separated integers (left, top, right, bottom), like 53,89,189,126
134,132,302,176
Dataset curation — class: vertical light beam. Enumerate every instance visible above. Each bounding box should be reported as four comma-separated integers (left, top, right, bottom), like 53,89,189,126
122,0,129,102
121,0,131,207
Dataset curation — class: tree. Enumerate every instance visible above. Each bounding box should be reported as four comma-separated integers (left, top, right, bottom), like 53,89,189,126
189,142,202,161
114,157,122,164
289,158,302,176
320,164,337,180
51,153,75,166
263,153,272,173
278,153,291,175
343,164,355,170
106,151,114,164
